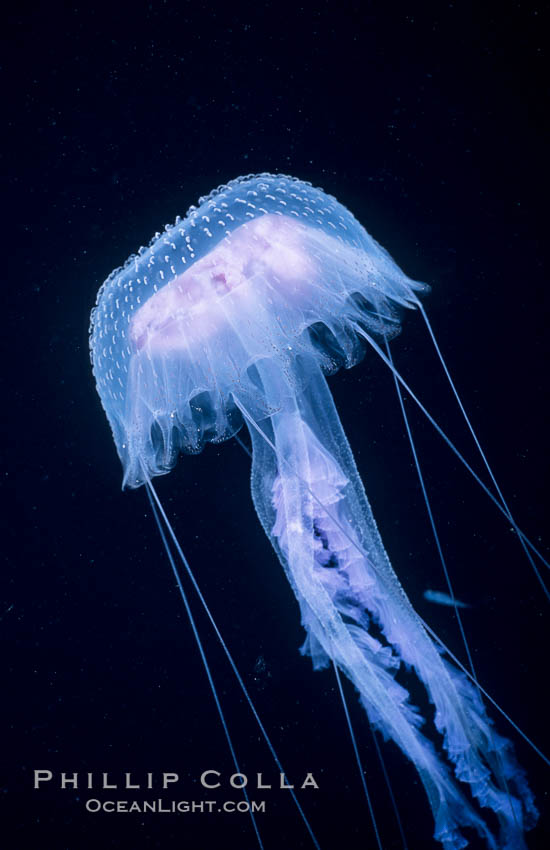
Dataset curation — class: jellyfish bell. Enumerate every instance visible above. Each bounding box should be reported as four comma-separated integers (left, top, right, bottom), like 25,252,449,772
92,177,423,488
129,213,318,355
90,173,540,849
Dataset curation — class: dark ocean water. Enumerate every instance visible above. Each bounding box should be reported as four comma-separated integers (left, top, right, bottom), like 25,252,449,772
2,3,548,849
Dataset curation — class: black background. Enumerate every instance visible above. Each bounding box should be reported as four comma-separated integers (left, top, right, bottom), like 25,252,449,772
2,2,549,849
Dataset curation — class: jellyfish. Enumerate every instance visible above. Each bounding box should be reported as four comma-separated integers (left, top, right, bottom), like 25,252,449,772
89,173,540,849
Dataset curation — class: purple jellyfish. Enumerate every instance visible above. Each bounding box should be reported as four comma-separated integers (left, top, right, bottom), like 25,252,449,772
89,174,538,849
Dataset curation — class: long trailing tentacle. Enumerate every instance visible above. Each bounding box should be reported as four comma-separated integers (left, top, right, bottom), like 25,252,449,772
143,479,264,850
354,325,550,591
143,471,322,850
